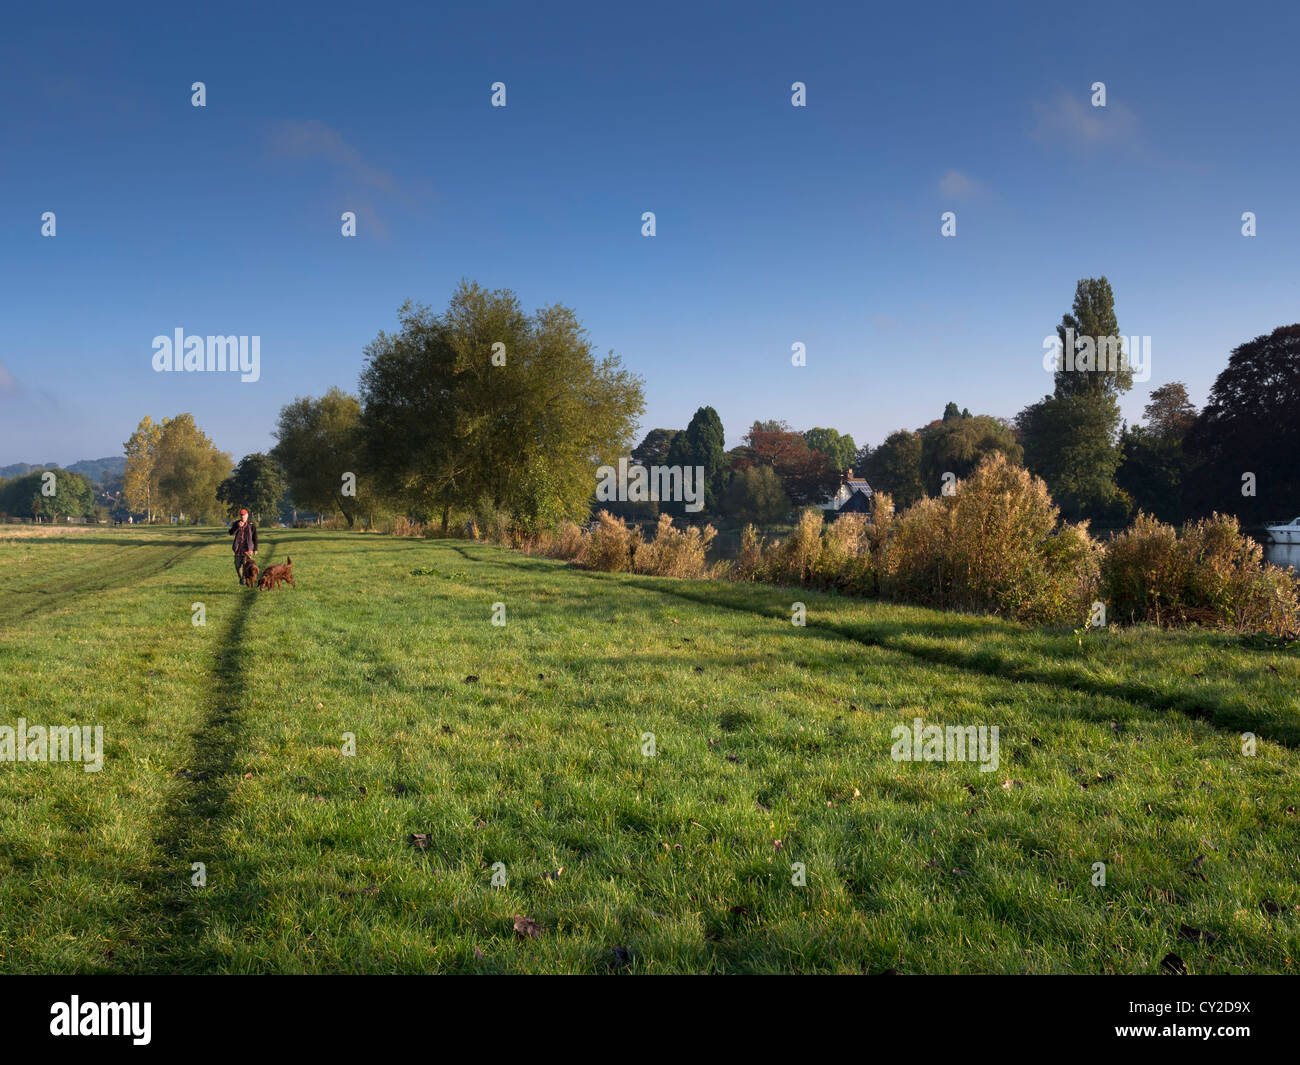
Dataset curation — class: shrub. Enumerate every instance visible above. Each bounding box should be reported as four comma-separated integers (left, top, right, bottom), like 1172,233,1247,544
580,510,636,572
880,454,1099,624
732,524,768,582
765,509,825,585
390,516,424,537
633,515,716,578
546,520,587,561
1102,512,1183,625
1103,512,1300,634
810,513,874,592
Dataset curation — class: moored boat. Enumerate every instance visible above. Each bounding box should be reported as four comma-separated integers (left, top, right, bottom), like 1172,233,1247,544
1265,517,1300,544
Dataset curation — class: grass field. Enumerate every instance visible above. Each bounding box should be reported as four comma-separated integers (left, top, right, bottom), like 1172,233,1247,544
1,526,1298,973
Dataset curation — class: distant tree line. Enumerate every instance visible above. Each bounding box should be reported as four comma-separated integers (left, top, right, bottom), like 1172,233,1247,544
857,280,1299,532
21,276,1288,534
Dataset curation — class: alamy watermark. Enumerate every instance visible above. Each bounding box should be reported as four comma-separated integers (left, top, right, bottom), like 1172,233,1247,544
1042,329,1150,383
890,717,1000,773
596,458,705,513
1,719,104,772
152,328,261,382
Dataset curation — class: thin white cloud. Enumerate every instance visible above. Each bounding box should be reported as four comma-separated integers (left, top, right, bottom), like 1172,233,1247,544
269,119,400,195
265,119,431,235
1031,92,1140,148
938,169,983,200
0,362,18,395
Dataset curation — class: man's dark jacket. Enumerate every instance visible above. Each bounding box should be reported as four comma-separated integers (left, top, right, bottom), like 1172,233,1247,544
229,520,258,556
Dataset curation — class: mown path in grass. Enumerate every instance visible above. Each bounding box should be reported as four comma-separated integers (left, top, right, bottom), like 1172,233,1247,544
1,529,1297,973
0,534,206,628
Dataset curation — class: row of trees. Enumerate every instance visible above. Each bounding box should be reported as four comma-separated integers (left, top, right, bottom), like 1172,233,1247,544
72,276,1296,536
0,468,96,521
606,410,858,525
862,280,1299,530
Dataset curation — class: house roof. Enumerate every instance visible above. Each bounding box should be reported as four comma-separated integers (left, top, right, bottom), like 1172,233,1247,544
845,479,872,494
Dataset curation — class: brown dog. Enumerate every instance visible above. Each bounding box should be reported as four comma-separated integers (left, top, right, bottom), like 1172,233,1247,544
258,556,294,591
240,552,260,588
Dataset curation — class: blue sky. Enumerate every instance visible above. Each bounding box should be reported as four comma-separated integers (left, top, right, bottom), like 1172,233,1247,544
2,0,1298,466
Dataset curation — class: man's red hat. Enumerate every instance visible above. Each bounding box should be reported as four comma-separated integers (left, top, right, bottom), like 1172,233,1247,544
239,509,249,516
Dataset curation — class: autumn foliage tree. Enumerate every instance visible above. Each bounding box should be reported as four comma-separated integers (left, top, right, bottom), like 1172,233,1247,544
739,421,838,506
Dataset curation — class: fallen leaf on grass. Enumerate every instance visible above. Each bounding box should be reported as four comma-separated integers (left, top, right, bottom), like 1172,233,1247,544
1160,952,1187,975
513,915,542,939
409,833,430,851
464,675,479,684
1178,924,1219,945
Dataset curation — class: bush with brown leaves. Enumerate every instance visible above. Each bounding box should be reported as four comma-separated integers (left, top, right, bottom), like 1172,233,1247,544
579,511,637,572
1104,512,1299,634
633,514,716,578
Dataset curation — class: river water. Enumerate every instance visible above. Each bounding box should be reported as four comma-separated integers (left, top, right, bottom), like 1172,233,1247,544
1264,542,1300,571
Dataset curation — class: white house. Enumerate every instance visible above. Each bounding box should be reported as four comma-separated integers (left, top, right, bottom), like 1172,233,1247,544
820,469,874,514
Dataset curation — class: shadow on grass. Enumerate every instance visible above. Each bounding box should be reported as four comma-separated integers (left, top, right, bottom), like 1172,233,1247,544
126,561,265,972
447,546,1299,749
635,579,1300,748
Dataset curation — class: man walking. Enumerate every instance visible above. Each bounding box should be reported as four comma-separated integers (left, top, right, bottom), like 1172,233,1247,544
228,508,258,584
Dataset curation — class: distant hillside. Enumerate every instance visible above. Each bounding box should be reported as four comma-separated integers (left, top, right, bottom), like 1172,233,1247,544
0,456,125,485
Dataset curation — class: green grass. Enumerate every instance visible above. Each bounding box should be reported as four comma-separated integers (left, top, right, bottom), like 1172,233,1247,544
1,526,1297,973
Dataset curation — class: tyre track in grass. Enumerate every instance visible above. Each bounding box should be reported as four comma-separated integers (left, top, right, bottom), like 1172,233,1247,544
443,542,1300,748
0,535,211,628
120,545,286,972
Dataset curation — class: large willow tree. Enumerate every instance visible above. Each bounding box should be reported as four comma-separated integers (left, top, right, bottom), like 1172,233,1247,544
359,282,644,534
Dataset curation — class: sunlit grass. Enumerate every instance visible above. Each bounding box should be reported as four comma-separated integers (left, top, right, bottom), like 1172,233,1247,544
0,527,1296,973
